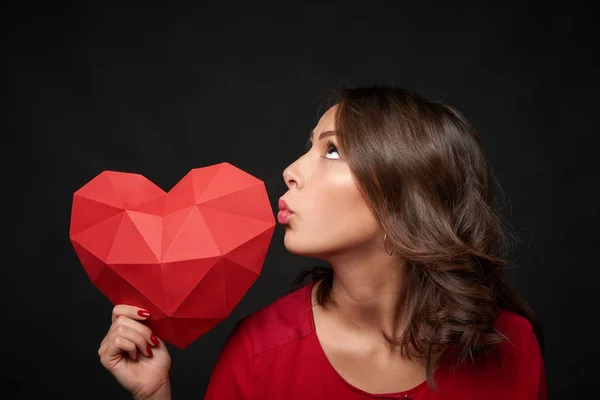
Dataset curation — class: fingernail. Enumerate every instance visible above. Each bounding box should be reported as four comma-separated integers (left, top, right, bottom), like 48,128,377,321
151,334,159,346
138,310,151,318
147,344,153,357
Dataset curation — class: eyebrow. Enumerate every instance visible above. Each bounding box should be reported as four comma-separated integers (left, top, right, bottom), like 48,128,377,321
309,130,337,143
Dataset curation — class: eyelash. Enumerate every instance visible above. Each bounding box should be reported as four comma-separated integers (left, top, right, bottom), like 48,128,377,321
304,139,340,159
324,141,340,158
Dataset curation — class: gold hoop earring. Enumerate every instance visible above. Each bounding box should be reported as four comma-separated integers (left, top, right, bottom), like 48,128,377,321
384,233,394,256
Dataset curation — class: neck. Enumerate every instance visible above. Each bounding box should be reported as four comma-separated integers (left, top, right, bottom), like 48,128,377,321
322,244,408,340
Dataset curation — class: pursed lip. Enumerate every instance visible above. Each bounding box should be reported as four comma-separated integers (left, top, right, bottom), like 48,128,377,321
277,198,294,224
278,198,293,213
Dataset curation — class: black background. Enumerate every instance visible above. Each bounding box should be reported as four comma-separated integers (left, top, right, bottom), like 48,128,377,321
3,1,598,399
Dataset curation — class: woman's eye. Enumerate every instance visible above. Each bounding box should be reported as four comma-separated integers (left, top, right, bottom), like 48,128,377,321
324,141,341,160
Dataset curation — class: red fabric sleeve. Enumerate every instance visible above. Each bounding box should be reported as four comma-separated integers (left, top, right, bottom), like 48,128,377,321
515,323,547,400
204,318,255,400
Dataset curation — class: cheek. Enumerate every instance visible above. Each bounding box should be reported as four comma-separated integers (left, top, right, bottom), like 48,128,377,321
321,180,362,217
304,173,378,243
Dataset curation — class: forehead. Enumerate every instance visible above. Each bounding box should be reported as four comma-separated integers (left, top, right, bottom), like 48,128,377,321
313,105,338,136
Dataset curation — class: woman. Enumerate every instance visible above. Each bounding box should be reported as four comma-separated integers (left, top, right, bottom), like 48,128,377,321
98,86,546,399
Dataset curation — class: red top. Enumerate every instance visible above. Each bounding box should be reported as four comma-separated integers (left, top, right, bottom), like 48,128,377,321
204,281,547,400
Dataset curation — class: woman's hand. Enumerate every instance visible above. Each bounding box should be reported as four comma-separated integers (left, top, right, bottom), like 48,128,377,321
98,305,172,400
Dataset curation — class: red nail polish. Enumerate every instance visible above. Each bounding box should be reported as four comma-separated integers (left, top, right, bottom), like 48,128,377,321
151,334,159,346
138,310,151,318
147,345,153,357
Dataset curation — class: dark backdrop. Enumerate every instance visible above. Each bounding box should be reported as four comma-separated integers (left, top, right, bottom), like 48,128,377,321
3,1,598,399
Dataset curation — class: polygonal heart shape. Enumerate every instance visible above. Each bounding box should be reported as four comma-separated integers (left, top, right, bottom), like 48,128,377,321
69,162,275,348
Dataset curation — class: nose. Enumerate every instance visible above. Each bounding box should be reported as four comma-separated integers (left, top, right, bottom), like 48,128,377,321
283,160,303,190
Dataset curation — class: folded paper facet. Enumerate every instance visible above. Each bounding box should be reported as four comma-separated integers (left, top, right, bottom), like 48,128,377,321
69,162,275,348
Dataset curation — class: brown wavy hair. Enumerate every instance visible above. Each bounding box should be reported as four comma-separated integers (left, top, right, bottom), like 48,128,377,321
291,86,543,389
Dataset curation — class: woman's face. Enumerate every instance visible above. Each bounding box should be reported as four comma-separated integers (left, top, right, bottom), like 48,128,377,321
280,105,381,259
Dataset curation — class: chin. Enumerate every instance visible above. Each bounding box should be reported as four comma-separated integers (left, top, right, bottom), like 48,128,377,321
283,231,307,255
283,231,333,259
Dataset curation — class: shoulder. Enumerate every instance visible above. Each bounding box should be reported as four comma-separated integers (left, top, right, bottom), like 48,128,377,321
493,309,541,359
235,282,315,357
437,310,546,398
495,309,535,336
496,310,546,398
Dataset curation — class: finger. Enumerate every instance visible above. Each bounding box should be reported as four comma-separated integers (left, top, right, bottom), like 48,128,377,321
112,304,152,323
110,325,154,357
100,336,136,367
109,315,160,347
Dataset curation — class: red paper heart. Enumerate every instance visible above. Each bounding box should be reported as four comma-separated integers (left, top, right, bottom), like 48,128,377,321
69,162,275,348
